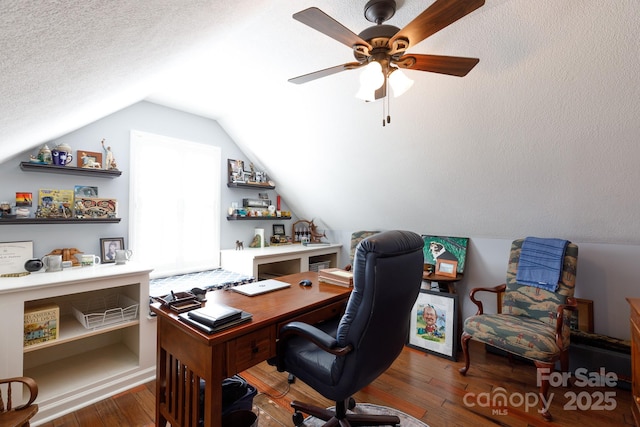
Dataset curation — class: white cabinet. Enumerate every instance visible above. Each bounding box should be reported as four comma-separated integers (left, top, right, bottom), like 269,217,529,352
220,244,342,279
0,264,155,426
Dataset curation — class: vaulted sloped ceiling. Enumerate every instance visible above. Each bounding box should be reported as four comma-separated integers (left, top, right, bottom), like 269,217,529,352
2,1,640,243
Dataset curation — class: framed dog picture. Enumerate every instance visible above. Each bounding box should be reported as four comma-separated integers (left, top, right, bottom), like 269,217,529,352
422,235,469,274
408,290,458,360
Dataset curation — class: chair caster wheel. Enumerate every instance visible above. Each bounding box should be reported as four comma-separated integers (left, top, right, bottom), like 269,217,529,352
348,397,356,410
292,411,304,426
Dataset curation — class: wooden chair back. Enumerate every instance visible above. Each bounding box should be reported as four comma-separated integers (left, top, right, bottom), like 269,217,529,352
0,377,39,427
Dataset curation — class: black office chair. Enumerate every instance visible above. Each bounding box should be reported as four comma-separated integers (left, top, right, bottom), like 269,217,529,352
276,230,424,426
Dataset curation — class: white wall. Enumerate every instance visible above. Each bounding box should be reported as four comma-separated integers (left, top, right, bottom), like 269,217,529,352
2,102,636,341
0,102,295,262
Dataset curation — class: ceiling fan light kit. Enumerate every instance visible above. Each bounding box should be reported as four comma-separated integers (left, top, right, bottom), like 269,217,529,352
290,0,485,124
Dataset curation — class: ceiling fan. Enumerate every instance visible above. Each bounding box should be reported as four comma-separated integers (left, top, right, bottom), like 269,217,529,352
289,0,485,101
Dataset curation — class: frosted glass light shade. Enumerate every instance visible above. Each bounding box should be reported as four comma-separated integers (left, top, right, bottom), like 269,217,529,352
388,69,413,97
355,61,385,101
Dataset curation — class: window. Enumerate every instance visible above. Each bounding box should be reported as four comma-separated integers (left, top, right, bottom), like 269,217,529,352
129,130,220,278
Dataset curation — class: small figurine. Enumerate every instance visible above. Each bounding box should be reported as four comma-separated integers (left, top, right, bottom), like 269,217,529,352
249,235,262,248
309,219,327,243
47,248,83,267
101,138,118,170
235,240,244,250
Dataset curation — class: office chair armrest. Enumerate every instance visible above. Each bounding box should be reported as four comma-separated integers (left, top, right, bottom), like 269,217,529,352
468,284,506,315
554,297,578,349
276,321,353,372
0,376,38,410
279,321,352,355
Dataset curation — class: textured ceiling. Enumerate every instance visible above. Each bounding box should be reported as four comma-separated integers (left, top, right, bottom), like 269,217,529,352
2,1,640,243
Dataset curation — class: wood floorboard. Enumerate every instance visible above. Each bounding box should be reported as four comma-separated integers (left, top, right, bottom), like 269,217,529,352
38,340,633,427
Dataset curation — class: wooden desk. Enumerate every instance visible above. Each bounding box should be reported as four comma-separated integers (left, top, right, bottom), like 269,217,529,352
151,271,351,427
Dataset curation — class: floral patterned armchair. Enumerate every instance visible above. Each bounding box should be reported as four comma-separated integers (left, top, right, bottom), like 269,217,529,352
459,238,578,421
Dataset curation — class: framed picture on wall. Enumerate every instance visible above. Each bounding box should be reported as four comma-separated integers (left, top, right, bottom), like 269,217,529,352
407,290,458,360
100,237,124,263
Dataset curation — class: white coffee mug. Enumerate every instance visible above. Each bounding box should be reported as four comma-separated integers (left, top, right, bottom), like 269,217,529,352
79,254,101,267
115,249,133,265
42,254,63,272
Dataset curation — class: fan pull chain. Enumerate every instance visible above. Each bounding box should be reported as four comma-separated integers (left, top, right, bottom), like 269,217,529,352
382,81,391,126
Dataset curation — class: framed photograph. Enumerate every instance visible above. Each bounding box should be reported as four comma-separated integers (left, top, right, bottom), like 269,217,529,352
570,298,594,332
100,237,124,263
422,235,469,275
273,224,286,236
408,290,458,360
77,150,103,168
435,259,458,278
74,185,98,198
227,159,245,183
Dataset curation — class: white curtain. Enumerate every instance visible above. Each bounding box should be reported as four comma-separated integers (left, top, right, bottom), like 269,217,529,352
129,130,220,278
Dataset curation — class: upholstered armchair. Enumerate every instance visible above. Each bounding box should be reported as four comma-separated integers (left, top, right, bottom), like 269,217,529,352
459,238,578,421
0,376,39,427
277,230,424,426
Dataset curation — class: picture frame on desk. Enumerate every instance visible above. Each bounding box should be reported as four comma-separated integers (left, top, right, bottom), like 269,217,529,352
273,224,285,236
407,290,458,361
100,237,124,263
435,259,458,278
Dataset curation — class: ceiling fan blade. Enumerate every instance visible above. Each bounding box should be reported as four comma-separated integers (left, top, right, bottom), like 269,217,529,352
396,54,479,77
389,0,485,50
289,62,364,84
293,7,372,50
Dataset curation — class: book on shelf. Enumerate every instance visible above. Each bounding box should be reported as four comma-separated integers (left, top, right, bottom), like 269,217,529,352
38,188,74,217
318,268,354,287
187,303,242,328
24,303,60,347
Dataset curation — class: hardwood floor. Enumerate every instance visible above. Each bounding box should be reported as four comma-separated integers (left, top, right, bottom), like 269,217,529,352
39,341,633,427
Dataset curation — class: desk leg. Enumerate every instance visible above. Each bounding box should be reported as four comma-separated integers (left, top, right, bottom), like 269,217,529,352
202,345,225,427
156,324,168,427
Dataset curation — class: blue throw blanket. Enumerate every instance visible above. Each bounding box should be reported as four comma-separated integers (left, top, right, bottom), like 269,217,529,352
515,237,568,292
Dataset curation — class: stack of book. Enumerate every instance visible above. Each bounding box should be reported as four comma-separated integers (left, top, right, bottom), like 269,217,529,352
178,303,251,334
318,268,354,287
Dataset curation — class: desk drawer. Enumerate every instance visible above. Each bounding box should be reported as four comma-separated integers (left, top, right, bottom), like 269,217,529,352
278,300,347,334
228,326,275,373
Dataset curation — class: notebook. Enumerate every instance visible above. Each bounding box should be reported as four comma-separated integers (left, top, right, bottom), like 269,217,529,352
187,303,242,328
231,279,291,296
179,311,252,334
